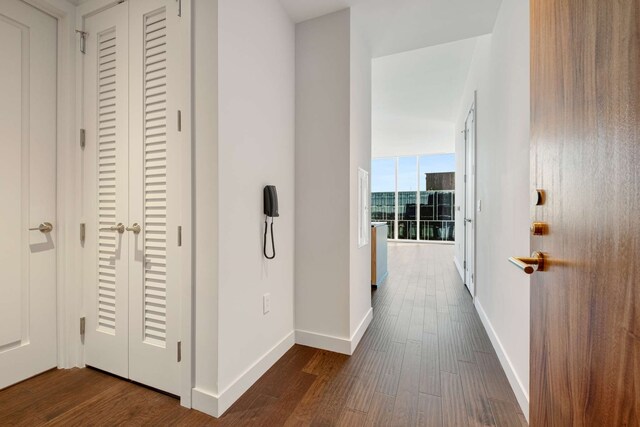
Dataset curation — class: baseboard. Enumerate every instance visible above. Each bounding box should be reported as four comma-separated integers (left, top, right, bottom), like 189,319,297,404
192,331,295,418
475,299,530,421
349,307,373,353
373,271,388,287
192,387,219,419
295,307,373,355
453,257,464,280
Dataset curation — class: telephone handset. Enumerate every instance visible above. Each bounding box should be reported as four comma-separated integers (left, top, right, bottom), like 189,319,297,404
263,186,278,259
263,185,279,217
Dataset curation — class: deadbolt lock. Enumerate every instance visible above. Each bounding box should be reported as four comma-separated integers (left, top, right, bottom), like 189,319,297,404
530,222,548,236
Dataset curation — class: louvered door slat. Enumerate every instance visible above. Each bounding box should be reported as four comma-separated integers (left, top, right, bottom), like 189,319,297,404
141,8,168,348
96,28,119,335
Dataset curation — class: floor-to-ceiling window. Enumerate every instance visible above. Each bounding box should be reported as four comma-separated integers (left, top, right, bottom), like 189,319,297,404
372,154,455,242
397,157,418,240
371,158,396,239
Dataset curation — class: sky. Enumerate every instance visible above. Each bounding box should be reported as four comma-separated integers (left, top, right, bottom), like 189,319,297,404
371,154,455,192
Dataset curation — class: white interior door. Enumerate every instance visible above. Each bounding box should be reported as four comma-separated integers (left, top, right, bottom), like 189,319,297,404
0,0,57,389
83,1,130,378
464,102,476,296
128,0,180,395
82,0,180,396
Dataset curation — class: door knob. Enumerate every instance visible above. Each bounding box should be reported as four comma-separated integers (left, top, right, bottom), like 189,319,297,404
509,251,545,274
100,223,125,234
126,223,141,234
465,218,472,223
29,222,53,233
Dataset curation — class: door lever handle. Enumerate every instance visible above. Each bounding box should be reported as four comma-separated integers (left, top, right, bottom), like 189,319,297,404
100,223,125,234
509,251,545,274
126,223,141,234
29,222,53,233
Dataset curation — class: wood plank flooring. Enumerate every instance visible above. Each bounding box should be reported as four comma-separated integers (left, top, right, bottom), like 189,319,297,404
0,243,527,426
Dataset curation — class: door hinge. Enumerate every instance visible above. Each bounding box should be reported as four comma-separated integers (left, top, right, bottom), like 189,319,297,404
464,174,467,183
80,129,86,149
177,341,182,362
177,110,182,132
177,226,182,247
75,30,88,54
80,317,86,337
463,260,466,269
80,223,86,244
176,0,182,17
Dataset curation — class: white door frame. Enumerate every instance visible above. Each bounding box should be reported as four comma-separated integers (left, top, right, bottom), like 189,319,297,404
72,0,193,407
463,92,477,297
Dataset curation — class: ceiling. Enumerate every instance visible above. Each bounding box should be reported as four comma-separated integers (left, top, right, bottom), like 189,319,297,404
279,0,502,57
69,0,501,58
372,36,479,157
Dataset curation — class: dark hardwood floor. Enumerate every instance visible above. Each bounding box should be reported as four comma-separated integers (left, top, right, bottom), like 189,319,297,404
0,243,527,426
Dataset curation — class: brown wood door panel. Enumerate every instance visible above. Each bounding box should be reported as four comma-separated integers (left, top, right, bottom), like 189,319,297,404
531,0,640,425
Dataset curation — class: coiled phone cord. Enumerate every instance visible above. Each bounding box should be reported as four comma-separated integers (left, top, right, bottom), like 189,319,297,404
264,216,276,259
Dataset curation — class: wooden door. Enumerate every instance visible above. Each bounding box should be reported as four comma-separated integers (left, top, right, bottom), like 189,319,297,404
531,0,640,425
0,0,57,389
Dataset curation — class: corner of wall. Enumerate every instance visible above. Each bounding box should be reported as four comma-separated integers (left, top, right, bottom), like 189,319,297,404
192,331,295,417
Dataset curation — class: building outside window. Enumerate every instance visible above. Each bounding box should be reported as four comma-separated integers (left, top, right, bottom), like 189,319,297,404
371,154,455,242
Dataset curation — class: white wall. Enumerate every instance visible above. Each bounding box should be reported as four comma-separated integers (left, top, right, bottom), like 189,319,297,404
295,10,351,340
295,8,372,352
192,0,296,417
454,0,530,418
217,0,295,401
217,0,295,393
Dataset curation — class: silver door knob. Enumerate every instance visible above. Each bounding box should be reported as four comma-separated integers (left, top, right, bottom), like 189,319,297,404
29,222,53,233
126,223,141,234
100,223,125,234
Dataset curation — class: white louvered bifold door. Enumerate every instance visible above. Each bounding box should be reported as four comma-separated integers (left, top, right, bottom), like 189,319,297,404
128,0,181,395
83,2,130,378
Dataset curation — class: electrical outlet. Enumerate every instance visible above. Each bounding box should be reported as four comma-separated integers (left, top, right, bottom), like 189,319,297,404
263,293,271,314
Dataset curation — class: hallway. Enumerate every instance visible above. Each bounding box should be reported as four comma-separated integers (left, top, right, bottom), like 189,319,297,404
0,244,526,426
